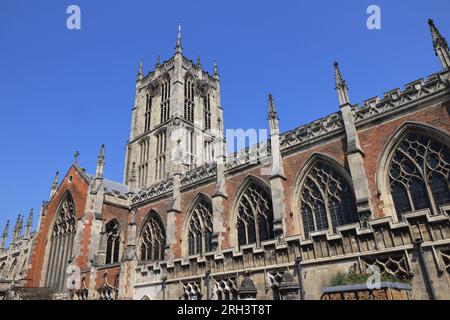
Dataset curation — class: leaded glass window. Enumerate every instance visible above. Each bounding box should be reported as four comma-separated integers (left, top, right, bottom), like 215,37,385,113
184,76,195,123
45,192,77,292
160,78,170,123
187,196,213,256
105,219,121,265
236,180,274,246
140,212,166,261
389,133,450,219
300,161,357,237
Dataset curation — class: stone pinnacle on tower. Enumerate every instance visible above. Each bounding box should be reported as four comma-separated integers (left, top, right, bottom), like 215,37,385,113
214,61,219,80
175,24,183,54
333,61,350,106
155,55,161,68
137,60,143,81
428,19,450,69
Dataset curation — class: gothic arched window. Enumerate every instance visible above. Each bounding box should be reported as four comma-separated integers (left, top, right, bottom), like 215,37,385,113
187,196,213,256
299,161,357,237
204,94,211,130
140,212,166,261
105,219,121,265
389,132,450,220
236,179,274,246
144,93,152,132
184,76,195,123
160,77,171,123
45,192,76,292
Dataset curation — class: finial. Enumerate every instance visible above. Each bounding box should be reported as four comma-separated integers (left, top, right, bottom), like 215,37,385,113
96,144,105,178
50,171,59,198
27,209,33,223
52,171,59,188
214,61,219,80
428,18,450,69
334,61,350,106
197,56,202,67
268,93,278,118
2,220,9,235
24,209,33,239
74,150,80,163
155,55,160,68
137,60,143,81
175,24,183,54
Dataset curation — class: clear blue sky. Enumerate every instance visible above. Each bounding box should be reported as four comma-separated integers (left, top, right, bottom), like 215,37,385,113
0,0,449,242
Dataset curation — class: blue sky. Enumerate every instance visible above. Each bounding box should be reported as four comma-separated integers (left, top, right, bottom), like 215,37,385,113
0,0,449,243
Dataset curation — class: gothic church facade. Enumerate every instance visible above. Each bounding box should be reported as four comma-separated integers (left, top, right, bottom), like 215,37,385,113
2,19,450,300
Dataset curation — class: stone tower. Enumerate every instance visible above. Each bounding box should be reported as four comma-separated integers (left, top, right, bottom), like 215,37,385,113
123,26,224,188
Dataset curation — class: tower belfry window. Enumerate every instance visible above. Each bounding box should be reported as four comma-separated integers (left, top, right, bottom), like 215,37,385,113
155,131,167,181
160,79,170,123
204,94,211,130
144,94,152,132
138,139,150,187
184,77,195,123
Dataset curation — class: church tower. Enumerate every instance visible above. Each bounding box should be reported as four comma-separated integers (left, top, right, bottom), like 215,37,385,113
123,26,224,188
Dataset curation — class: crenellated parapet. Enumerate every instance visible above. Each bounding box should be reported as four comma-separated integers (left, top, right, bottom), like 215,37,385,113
354,70,450,124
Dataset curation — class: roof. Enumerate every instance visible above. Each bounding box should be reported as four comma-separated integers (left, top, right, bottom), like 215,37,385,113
103,179,129,196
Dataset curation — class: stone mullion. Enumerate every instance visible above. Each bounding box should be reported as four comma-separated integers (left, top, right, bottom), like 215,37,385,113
57,232,68,292
51,233,62,289
45,236,56,287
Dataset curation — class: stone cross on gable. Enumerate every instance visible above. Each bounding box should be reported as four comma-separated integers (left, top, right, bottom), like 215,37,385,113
74,151,80,163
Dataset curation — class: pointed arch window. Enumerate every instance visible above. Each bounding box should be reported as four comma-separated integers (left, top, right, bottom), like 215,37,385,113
389,132,450,220
184,76,195,123
144,93,152,132
236,179,274,247
187,196,213,256
204,94,211,130
160,78,171,123
299,161,357,237
105,220,121,265
44,192,76,292
140,212,166,261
